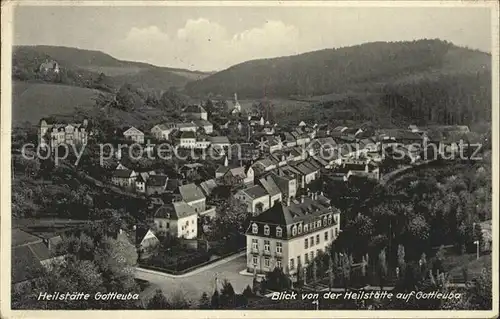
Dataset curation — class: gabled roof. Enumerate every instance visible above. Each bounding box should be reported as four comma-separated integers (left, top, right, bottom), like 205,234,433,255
12,229,42,247
146,175,168,187
179,183,205,203
113,169,135,178
155,201,197,220
123,126,144,136
200,179,218,196
183,105,207,114
259,176,281,197
176,122,197,129
226,166,246,179
12,245,44,283
193,119,213,127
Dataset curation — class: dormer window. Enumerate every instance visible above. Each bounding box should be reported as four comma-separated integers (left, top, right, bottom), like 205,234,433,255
298,224,302,234
304,224,309,232
252,223,258,234
264,225,270,235
318,219,322,227
328,214,333,225
323,216,327,225
276,227,282,237
292,225,297,236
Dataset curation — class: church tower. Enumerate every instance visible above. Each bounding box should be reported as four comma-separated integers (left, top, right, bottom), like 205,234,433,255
233,93,241,113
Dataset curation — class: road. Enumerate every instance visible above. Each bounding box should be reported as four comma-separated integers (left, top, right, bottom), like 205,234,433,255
135,254,253,303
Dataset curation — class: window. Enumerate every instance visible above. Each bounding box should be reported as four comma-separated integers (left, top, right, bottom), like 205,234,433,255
277,260,282,269
264,240,270,252
328,214,333,225
298,224,302,234
305,253,309,264
292,225,297,236
310,251,314,260
318,219,322,227
335,215,339,224
252,256,258,265
325,231,328,241
264,225,270,235
310,236,314,246
276,227,282,237
297,255,301,266
166,222,170,229
323,217,327,225
316,234,320,245
317,249,321,255
252,223,258,234
305,238,310,249
304,224,309,232
264,257,270,267
276,242,282,253
252,239,258,250
335,227,339,236
290,258,295,270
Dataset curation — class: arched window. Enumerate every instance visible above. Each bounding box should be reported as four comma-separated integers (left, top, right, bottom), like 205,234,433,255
292,225,297,236
323,216,327,226
318,219,322,227
298,224,303,234
276,226,283,237
304,224,309,233
252,223,258,234
264,225,270,235
328,214,333,225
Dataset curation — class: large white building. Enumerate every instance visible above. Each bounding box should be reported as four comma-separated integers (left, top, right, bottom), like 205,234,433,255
39,119,89,148
245,193,341,277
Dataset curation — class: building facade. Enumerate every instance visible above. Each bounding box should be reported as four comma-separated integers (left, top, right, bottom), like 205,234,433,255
39,119,89,148
245,194,341,277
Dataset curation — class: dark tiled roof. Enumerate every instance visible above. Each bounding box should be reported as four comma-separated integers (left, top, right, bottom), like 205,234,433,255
241,185,269,199
181,131,196,139
12,246,44,283
154,201,196,219
12,229,42,247
183,105,206,114
27,242,51,261
247,195,338,238
147,175,168,187
259,176,281,197
113,169,135,178
200,179,218,196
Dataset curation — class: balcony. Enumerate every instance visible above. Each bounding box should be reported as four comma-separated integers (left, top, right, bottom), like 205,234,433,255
275,250,283,258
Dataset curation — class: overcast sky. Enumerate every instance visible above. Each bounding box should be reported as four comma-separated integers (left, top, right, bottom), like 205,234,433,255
13,5,492,72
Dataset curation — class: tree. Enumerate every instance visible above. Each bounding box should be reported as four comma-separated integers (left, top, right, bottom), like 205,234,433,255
242,285,254,298
397,244,406,277
467,268,492,310
378,248,388,290
210,290,220,309
147,289,171,309
199,292,211,309
220,279,236,308
170,291,191,309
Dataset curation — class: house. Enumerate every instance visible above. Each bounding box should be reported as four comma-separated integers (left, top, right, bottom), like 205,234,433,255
259,135,283,153
39,119,89,148
234,185,270,215
231,93,242,114
120,227,160,259
307,137,337,157
151,123,176,141
271,172,298,206
39,60,60,73
221,165,255,186
135,174,147,193
199,179,218,197
335,162,380,181
252,157,278,176
180,163,204,179
245,193,341,276
193,119,214,134
282,132,297,148
12,229,64,291
177,122,198,132
146,175,169,195
123,127,145,144
291,161,321,188
208,136,231,148
291,131,310,146
183,105,208,121
179,131,197,149
179,183,206,214
249,115,265,126
154,201,198,239
111,169,137,189
259,175,282,208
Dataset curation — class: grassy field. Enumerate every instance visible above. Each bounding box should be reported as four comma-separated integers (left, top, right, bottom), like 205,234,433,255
12,81,102,125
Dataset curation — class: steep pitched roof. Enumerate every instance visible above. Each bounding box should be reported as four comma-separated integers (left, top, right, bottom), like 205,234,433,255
184,105,206,114
179,183,206,203
180,131,196,139
113,169,135,178
259,176,281,197
200,179,218,196
209,136,230,144
123,126,144,136
154,201,197,219
146,175,168,187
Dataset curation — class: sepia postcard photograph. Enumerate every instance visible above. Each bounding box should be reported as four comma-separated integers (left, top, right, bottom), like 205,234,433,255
1,1,498,318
